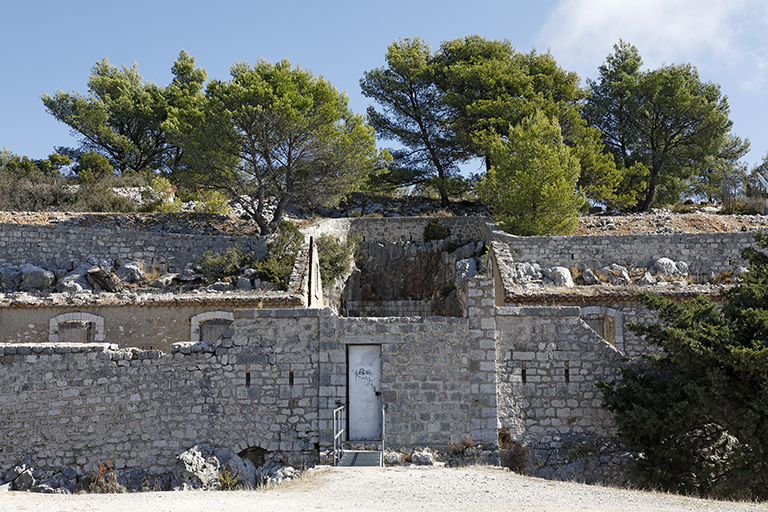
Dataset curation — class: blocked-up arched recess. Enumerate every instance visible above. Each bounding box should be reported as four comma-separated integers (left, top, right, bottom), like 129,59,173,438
190,311,234,342
580,306,624,353
49,312,105,343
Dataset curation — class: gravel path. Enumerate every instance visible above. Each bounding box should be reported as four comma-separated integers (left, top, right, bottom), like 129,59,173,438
1,466,765,512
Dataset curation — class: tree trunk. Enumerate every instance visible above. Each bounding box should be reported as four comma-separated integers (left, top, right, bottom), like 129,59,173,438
638,180,656,212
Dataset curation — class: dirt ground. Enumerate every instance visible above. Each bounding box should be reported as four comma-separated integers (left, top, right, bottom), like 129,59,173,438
1,466,765,512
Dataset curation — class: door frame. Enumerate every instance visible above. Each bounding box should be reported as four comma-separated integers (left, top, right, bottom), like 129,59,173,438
346,344,382,440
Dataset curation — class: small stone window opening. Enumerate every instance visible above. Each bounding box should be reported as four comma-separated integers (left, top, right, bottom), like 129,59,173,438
521,362,527,384
564,361,570,383
582,313,616,346
59,321,95,343
246,363,251,388
200,318,233,343
289,364,295,387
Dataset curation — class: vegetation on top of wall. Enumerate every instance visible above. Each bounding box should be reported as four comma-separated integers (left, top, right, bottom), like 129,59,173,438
316,234,358,286
254,221,305,290
194,221,304,291
196,246,255,282
423,218,451,242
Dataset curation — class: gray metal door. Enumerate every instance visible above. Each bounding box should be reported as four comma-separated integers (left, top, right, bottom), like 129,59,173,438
348,345,382,440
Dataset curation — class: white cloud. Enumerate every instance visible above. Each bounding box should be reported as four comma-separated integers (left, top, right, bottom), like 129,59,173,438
539,0,768,90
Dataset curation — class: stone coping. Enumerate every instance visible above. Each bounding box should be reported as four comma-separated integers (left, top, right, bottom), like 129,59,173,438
505,288,726,304
0,292,305,308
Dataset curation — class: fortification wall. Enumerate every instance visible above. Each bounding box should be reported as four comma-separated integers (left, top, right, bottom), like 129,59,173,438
0,309,322,476
494,307,623,440
0,302,248,352
301,216,492,243
317,314,473,448
0,217,758,280
0,223,267,272
491,230,758,278
493,306,628,482
0,279,634,484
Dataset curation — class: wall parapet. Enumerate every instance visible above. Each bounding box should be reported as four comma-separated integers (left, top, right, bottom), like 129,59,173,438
0,222,267,272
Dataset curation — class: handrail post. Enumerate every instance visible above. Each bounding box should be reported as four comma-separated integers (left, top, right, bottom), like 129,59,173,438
381,403,388,467
333,402,346,467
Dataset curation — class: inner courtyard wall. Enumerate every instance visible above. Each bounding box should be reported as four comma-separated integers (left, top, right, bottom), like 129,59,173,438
0,223,267,273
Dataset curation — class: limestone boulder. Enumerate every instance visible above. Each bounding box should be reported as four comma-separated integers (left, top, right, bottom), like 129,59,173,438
411,448,434,465
208,281,232,292
599,264,631,286
0,265,22,290
216,448,254,489
171,444,221,491
255,458,298,487
545,267,574,288
86,266,121,292
235,276,252,291
637,272,657,286
57,264,93,293
116,262,145,283
581,268,599,285
652,258,678,276
20,263,55,290
13,469,35,491
152,273,177,288
455,258,477,284
513,262,541,282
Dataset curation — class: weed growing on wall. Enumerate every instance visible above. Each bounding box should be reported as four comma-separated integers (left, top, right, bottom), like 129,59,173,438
254,221,304,290
316,234,358,286
423,218,450,242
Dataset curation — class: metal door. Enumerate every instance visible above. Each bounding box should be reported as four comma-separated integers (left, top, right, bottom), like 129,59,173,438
348,345,382,440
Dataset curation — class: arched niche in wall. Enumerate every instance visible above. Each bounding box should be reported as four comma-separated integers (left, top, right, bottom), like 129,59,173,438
580,306,624,353
190,311,234,343
49,312,105,343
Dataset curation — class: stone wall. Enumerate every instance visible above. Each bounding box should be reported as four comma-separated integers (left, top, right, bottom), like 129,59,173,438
317,314,473,448
493,230,759,280
344,300,432,317
0,301,267,352
0,279,638,483
301,217,492,244
0,217,759,281
0,223,267,273
493,306,627,481
0,309,323,477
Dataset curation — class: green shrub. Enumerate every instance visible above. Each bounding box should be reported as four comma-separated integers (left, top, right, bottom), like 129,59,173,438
192,189,230,214
195,222,304,291
253,221,305,290
218,468,242,491
316,234,358,286
138,176,182,212
423,218,451,242
73,184,137,212
196,246,254,282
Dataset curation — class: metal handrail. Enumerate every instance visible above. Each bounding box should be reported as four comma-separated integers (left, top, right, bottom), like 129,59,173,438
333,403,346,466
380,403,387,467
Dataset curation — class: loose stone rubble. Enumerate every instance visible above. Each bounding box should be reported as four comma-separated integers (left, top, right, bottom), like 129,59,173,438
0,446,301,493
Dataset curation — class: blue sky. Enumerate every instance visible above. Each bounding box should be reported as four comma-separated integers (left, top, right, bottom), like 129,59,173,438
3,0,768,170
